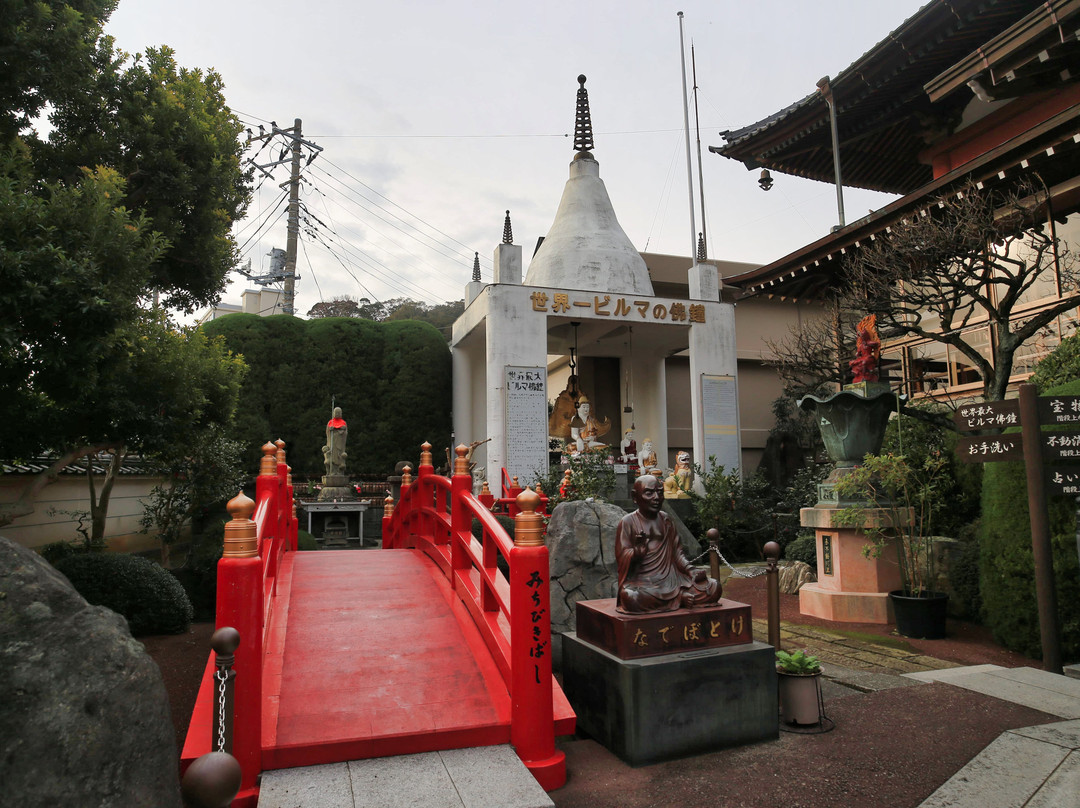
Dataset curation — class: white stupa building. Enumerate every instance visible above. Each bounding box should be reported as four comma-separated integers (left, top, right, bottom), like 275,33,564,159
451,76,740,486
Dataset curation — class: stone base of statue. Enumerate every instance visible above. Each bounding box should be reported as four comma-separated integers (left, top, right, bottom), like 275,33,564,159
798,505,903,624
317,474,355,502
563,598,777,766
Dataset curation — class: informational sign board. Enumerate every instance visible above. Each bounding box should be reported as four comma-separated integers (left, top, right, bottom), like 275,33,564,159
953,400,1020,431
1046,466,1080,496
504,366,548,483
1038,395,1080,426
955,434,1023,463
1042,432,1080,461
701,374,740,473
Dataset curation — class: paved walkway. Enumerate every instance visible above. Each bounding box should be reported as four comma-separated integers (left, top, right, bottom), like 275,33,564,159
258,610,1080,808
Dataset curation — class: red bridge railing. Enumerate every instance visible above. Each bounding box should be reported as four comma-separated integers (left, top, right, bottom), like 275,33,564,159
182,440,295,808
383,443,566,791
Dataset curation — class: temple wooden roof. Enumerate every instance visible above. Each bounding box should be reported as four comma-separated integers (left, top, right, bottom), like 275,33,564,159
712,0,1063,195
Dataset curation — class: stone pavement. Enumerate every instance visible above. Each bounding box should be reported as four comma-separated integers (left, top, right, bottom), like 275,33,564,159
257,617,1080,808
258,745,553,808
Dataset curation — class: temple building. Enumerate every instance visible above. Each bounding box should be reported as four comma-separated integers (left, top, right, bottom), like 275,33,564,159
714,0,1080,400
452,77,763,486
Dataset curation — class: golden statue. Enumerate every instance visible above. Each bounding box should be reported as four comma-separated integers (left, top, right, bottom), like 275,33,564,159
548,374,582,439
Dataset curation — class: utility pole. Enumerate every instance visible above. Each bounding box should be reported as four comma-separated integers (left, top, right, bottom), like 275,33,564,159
283,118,302,315
244,118,322,315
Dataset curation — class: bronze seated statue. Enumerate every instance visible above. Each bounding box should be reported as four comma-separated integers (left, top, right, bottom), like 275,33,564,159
615,474,722,613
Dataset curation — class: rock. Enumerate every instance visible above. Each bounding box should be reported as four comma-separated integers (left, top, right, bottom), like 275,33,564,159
0,537,182,808
544,501,624,635
778,560,817,594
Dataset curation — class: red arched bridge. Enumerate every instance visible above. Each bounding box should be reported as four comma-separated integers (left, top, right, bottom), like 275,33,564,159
181,441,574,807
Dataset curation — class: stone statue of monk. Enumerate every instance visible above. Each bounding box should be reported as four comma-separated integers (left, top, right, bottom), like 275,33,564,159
615,474,722,614
323,406,348,476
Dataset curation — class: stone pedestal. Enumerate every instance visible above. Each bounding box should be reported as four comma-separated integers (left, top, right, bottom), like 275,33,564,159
798,506,901,624
562,597,776,766
563,632,777,766
317,474,355,502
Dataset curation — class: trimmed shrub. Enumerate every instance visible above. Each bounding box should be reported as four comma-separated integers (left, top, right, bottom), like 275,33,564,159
55,553,194,636
297,530,319,550
949,537,982,622
785,532,817,568
979,379,1080,659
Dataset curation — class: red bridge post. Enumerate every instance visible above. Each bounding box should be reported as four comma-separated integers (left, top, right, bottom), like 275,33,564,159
215,492,263,802
450,445,471,571
509,488,566,790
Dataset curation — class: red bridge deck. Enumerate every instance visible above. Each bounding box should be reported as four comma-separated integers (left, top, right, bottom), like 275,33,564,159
185,548,574,771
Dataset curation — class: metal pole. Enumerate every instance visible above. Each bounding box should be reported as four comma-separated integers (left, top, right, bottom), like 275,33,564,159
816,77,846,228
764,541,781,651
677,12,698,259
1019,382,1062,674
282,118,302,315
707,528,720,583
691,42,707,259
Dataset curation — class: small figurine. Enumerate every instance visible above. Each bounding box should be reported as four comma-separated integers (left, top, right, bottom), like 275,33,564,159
619,429,638,465
664,450,692,499
640,438,658,471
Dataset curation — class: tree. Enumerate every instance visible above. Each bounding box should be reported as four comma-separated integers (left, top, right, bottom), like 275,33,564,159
0,1,252,529
767,179,1079,405
305,295,464,341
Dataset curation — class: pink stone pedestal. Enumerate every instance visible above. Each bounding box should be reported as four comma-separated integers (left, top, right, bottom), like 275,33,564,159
798,506,901,624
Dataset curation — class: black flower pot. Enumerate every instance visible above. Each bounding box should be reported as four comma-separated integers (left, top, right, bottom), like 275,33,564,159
889,590,948,639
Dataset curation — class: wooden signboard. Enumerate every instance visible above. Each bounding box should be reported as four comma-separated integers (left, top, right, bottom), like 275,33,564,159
955,434,1023,463
953,400,1020,431
1046,466,1080,497
1037,395,1080,426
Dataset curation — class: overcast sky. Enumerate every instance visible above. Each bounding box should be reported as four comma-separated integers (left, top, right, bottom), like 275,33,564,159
104,0,928,317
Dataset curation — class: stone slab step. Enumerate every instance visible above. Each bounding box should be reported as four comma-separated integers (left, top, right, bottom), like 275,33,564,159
258,745,554,808
904,665,1080,719
919,720,1080,808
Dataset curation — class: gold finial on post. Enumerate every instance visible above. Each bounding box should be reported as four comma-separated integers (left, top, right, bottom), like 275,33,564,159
454,444,470,476
275,438,287,465
481,481,491,496
383,494,394,518
536,482,544,496
223,492,258,558
420,442,433,468
512,475,520,488
259,442,277,476
514,487,545,547
401,465,413,488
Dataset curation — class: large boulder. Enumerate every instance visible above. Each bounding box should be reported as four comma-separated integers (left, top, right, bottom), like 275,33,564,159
778,560,817,594
0,538,182,807
545,501,624,636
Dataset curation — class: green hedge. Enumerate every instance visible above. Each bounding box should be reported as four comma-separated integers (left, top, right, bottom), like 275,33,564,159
55,553,194,636
979,380,1080,659
202,314,452,476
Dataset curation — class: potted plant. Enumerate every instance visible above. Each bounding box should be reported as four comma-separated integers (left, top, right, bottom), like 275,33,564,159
834,452,949,638
776,649,823,726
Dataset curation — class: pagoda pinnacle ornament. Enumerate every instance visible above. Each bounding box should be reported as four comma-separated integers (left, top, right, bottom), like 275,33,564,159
503,210,513,244
471,252,481,283
574,74,594,157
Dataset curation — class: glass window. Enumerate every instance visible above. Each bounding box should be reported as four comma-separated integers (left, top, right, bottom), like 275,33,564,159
950,327,991,387
907,341,950,394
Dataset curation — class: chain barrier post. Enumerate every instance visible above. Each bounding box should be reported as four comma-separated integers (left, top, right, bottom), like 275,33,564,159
510,488,566,791
706,528,721,582
210,627,240,754
180,751,243,808
764,541,781,652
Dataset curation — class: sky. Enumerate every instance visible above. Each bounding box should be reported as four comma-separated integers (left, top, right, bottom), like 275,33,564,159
104,0,929,318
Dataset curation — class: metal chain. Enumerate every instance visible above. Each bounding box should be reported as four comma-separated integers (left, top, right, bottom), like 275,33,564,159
689,545,770,578
215,669,228,753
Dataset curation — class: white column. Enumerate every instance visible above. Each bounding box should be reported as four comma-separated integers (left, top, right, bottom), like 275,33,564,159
484,286,548,485
689,301,740,474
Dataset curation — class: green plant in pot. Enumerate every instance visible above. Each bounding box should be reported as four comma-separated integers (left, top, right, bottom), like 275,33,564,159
834,452,950,639
776,649,823,726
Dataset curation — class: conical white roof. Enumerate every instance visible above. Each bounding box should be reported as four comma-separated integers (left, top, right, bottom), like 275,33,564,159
524,155,654,296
